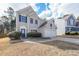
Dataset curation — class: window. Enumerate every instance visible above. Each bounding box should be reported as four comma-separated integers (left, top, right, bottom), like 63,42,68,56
35,20,38,24
70,19,74,25
19,15,27,23
53,20,55,23
19,15,21,22
50,24,52,27
30,18,33,24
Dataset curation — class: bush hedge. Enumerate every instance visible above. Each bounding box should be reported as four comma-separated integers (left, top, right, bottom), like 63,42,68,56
65,32,79,35
27,32,42,37
8,31,21,40
65,32,70,35
0,34,8,38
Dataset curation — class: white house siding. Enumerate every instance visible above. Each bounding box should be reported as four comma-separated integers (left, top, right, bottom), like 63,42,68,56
27,17,38,32
55,19,65,35
38,19,57,38
16,12,28,32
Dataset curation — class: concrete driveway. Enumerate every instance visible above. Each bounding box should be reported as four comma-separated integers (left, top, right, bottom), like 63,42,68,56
57,37,79,45
23,36,79,45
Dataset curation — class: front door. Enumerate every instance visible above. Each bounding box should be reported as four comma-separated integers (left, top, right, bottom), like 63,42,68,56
20,28,26,38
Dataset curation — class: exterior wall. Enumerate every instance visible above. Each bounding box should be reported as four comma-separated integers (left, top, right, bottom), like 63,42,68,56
45,20,56,29
55,19,65,35
38,19,57,38
16,12,28,32
27,14,44,32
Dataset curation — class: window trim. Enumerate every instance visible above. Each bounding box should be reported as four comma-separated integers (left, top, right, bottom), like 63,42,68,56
50,24,52,27
19,15,27,23
35,20,38,24
30,18,33,24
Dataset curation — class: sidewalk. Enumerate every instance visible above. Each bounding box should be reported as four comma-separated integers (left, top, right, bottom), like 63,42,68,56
58,37,79,45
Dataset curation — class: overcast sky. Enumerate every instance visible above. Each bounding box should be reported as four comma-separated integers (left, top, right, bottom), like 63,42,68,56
0,3,79,19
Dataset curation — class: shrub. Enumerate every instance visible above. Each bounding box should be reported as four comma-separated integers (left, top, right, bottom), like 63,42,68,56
69,32,79,35
70,33,75,35
8,31,21,40
75,32,78,35
78,32,79,35
27,32,42,37
0,34,8,38
65,32,70,35
65,32,79,35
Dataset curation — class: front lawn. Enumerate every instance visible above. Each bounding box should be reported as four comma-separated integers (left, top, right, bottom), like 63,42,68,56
0,40,79,56
0,37,10,49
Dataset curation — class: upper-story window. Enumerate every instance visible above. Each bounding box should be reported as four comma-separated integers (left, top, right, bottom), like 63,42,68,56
70,19,74,25
30,18,33,24
35,20,38,24
19,15,27,23
53,20,55,23
50,24,52,27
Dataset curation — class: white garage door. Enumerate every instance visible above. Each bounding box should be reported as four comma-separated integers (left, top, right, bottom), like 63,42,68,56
43,29,56,38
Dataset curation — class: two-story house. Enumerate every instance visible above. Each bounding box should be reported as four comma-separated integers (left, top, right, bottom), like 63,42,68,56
16,5,57,39
55,14,77,35
64,14,76,33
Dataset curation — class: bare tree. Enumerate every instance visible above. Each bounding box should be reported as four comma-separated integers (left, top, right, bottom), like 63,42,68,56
4,7,15,32
0,20,4,34
1,16,10,33
77,16,79,20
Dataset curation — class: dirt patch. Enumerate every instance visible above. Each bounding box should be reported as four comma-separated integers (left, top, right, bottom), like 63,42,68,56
0,37,10,49
0,41,79,56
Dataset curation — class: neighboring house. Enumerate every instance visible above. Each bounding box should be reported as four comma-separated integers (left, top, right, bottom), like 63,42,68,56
55,17,65,35
16,5,57,39
63,14,76,32
55,14,77,35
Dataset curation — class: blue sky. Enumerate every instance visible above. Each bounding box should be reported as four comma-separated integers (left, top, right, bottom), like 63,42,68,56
35,3,47,14
33,3,64,19
0,3,79,19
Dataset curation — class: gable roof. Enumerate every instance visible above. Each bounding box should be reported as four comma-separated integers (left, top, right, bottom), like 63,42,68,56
63,14,70,18
38,18,55,28
16,5,44,21
57,14,71,19
38,21,47,28
57,14,76,20
63,14,71,20
63,14,76,21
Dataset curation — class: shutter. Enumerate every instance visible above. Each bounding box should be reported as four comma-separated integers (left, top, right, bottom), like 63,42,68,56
25,16,27,23
19,15,21,22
